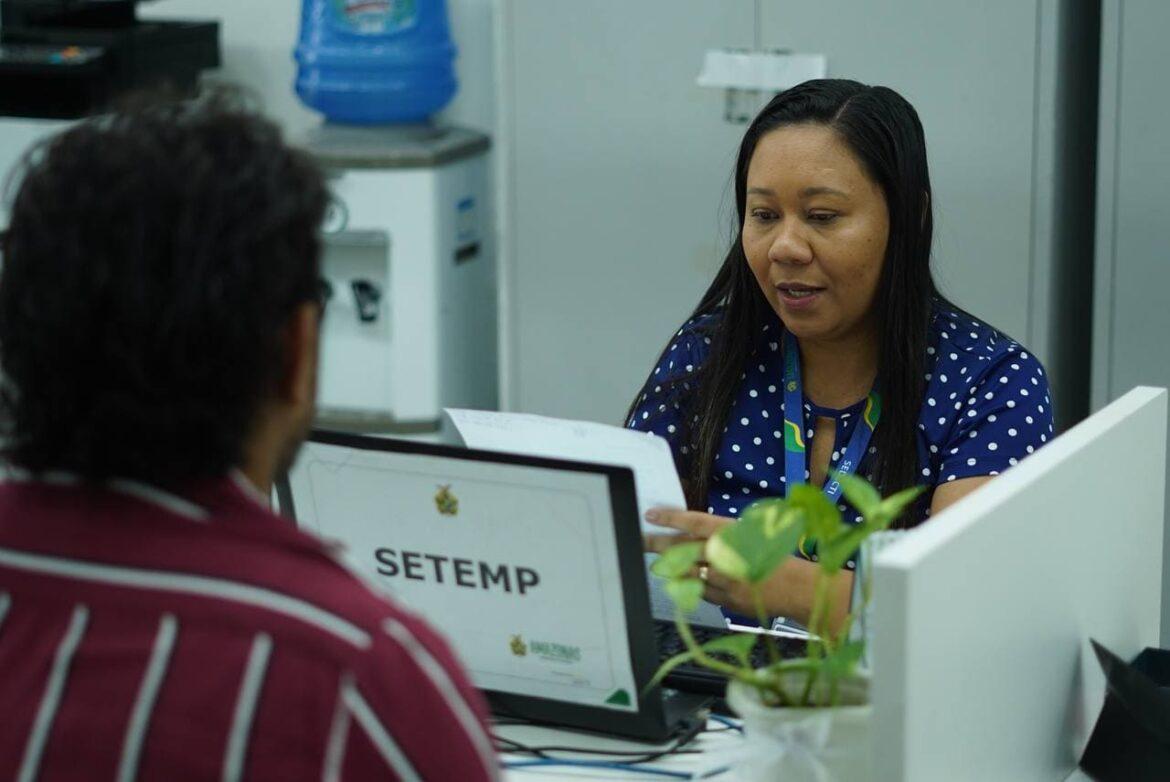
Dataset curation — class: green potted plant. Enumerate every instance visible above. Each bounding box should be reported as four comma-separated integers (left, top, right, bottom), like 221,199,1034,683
649,473,923,782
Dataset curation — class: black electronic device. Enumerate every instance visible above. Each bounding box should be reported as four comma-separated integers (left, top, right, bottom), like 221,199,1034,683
276,429,716,743
654,619,806,699
0,0,219,118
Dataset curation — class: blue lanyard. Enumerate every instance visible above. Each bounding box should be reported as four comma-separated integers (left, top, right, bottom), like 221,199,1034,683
781,330,881,503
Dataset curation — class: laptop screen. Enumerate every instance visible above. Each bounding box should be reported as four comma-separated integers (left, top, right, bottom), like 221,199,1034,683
285,432,643,714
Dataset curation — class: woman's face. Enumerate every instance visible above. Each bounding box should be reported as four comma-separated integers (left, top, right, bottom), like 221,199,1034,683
742,123,890,345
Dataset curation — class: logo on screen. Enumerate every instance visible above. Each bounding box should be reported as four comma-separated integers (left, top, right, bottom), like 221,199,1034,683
530,640,582,664
434,485,459,516
509,635,528,657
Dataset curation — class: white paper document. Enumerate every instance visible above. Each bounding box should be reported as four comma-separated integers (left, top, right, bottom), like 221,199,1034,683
444,408,685,529
444,408,728,628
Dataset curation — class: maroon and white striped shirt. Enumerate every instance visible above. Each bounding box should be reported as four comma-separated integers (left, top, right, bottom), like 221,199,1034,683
0,472,499,781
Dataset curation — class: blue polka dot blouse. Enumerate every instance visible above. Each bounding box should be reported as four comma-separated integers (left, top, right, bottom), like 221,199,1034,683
628,305,1055,568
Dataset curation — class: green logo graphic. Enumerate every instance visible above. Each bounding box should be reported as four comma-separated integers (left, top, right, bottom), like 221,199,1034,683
784,419,806,454
605,689,632,707
528,640,582,664
509,635,527,657
434,485,459,516
862,392,882,431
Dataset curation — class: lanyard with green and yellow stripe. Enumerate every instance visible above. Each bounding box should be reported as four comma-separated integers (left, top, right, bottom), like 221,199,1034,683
782,330,881,503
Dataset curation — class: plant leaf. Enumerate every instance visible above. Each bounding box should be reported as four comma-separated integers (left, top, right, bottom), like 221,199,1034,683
744,498,790,537
744,499,806,561
817,524,871,573
706,508,803,584
645,632,758,693
822,640,865,680
649,541,704,579
705,531,750,581
786,484,841,545
874,485,928,526
740,499,804,546
835,473,881,518
645,649,699,692
766,511,807,566
700,633,758,666
664,578,704,614
764,657,822,675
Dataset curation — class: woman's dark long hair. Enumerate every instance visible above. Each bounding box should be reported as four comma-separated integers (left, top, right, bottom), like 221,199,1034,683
629,79,949,519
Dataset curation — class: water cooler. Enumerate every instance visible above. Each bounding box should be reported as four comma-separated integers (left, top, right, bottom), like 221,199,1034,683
303,124,496,434
294,0,497,435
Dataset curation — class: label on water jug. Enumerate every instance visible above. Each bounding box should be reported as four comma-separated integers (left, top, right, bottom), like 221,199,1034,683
332,0,418,35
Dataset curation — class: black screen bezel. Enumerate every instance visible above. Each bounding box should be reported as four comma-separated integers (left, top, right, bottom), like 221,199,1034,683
280,429,676,741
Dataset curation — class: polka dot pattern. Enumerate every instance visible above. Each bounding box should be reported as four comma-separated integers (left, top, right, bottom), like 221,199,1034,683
628,307,1055,568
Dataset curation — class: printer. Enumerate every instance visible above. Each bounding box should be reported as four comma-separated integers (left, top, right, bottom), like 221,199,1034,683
0,0,219,118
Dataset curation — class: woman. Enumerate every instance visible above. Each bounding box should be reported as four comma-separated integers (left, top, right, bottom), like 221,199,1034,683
631,79,1053,631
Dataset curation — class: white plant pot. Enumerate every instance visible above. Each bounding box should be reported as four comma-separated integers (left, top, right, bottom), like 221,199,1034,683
725,676,873,782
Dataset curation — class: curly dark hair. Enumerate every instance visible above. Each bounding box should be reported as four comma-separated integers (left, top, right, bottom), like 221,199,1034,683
0,94,328,486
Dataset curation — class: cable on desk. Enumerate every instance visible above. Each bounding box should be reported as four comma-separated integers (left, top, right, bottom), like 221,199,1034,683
494,740,702,763
501,758,695,779
706,714,743,733
491,710,710,766
492,729,701,765
490,716,539,727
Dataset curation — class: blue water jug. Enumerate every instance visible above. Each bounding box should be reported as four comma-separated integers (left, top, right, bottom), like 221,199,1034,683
294,0,457,125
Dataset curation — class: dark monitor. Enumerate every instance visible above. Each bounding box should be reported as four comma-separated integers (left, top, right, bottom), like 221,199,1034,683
276,429,709,742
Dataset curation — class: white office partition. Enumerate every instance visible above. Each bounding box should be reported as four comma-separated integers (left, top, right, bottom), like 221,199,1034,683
872,387,1165,781
1091,0,1170,647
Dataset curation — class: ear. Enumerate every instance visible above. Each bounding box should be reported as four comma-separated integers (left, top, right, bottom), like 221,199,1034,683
278,301,320,409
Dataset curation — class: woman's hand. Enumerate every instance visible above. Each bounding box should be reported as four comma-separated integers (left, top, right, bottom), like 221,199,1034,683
643,506,854,628
642,507,732,552
642,508,758,615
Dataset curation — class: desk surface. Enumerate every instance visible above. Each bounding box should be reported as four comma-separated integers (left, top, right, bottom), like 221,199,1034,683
496,718,1096,781
498,716,744,780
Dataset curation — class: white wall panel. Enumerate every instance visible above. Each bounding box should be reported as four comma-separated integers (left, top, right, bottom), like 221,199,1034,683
505,1,1095,427
1092,0,1170,644
503,0,755,422
759,0,1037,355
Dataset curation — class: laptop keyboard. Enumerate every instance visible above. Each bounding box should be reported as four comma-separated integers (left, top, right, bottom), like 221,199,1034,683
654,619,806,694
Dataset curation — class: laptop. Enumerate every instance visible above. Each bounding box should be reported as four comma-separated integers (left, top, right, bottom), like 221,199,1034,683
277,429,725,741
